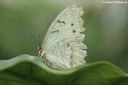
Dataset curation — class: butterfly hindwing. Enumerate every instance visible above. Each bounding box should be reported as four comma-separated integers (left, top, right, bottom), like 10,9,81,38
41,4,87,69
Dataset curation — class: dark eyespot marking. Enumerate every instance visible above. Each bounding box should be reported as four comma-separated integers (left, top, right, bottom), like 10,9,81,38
72,29,76,33
71,23,74,26
70,55,73,59
61,21,65,24
67,43,70,47
57,19,61,23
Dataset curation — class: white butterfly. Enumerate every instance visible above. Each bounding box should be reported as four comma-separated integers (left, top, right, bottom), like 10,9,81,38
38,4,87,69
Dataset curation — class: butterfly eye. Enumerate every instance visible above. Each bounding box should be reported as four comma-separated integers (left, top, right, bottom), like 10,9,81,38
38,47,43,56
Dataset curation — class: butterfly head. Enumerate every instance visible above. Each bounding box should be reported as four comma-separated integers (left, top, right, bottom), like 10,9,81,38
38,47,46,58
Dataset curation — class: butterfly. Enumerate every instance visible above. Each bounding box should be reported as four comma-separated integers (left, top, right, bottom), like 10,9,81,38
38,4,87,69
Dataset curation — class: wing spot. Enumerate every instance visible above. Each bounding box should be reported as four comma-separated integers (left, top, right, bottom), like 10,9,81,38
70,62,73,67
72,29,76,33
67,43,70,47
70,55,73,59
61,21,65,24
71,23,74,26
57,19,61,23
70,56,74,67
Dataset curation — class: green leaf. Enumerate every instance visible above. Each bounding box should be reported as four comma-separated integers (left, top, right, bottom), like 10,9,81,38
0,54,128,85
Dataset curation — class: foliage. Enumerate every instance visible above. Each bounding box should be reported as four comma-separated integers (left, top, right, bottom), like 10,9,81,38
0,54,128,85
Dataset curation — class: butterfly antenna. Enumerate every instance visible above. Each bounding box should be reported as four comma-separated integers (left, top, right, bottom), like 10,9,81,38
29,32,41,48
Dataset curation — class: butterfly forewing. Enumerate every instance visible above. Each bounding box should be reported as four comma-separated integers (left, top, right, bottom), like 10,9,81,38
41,4,87,69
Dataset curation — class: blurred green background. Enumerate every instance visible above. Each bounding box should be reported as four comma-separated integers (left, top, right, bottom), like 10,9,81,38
0,0,128,72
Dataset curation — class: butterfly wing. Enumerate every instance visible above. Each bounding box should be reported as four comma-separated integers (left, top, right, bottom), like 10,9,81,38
41,4,87,69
